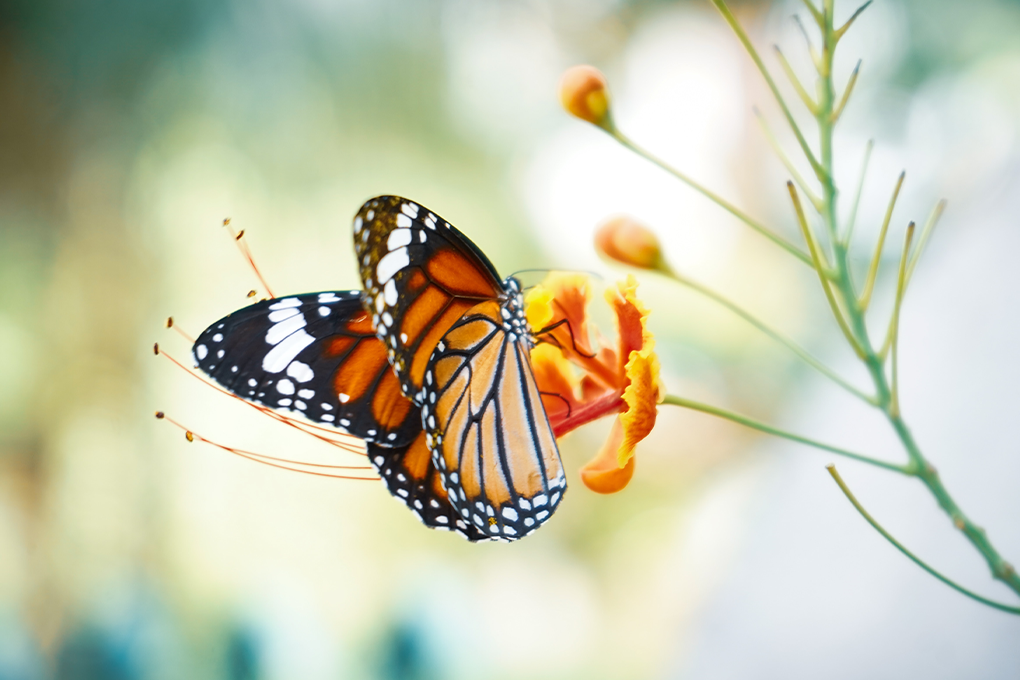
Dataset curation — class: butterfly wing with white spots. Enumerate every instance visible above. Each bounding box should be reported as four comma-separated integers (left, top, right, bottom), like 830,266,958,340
367,433,489,541
353,196,505,404
353,196,567,542
192,291,419,446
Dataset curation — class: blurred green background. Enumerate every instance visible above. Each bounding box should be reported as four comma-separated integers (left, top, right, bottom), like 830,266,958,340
2,0,1020,678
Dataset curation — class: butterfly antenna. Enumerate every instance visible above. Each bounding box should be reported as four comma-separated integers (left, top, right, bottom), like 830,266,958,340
509,267,605,282
538,391,572,419
155,412,377,480
222,217,276,299
533,316,597,359
153,344,366,455
165,316,195,344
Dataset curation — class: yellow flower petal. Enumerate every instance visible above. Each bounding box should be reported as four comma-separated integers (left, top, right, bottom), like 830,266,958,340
617,343,660,468
524,285,555,332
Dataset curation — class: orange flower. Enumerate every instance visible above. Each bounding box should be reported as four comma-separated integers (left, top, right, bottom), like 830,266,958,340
527,274,661,493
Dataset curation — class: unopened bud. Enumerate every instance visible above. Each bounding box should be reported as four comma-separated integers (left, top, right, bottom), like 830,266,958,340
594,216,666,271
559,65,613,130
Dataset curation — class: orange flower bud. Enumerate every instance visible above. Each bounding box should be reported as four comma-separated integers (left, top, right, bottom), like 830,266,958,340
559,65,613,130
595,216,665,271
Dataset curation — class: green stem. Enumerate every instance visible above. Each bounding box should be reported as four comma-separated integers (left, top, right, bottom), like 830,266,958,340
611,129,813,266
662,394,909,473
663,268,874,404
826,465,1020,615
804,0,1020,603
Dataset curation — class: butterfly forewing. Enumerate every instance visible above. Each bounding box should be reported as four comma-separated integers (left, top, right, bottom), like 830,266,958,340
192,291,419,446
353,196,505,404
420,300,566,541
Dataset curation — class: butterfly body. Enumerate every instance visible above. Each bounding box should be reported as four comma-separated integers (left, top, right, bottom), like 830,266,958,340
193,196,565,541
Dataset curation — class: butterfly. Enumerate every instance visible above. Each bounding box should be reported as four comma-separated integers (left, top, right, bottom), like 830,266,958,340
193,196,566,541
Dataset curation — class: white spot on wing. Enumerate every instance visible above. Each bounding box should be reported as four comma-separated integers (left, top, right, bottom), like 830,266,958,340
388,228,412,249
265,314,306,345
376,248,409,284
195,345,208,360
268,308,299,323
395,214,412,229
298,389,314,399
384,279,398,306
269,298,301,310
501,507,518,521
318,306,331,317
286,361,314,382
262,330,315,372
276,379,295,395
401,202,419,218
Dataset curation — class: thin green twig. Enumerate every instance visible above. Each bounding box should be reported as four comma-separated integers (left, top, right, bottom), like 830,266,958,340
662,268,874,403
826,465,1020,615
843,140,873,247
753,107,822,210
885,222,915,414
831,59,861,122
905,199,946,288
858,171,905,311
788,182,866,358
611,129,813,266
711,0,826,181
662,395,909,473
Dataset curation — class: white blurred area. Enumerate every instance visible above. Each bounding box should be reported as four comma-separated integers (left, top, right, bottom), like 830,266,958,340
2,0,1020,678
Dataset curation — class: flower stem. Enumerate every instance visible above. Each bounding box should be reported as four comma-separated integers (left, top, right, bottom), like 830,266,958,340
662,394,909,473
826,465,1020,615
610,129,813,266
663,268,874,404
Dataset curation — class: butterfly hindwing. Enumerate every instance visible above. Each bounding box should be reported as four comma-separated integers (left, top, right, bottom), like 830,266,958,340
420,300,566,541
367,433,489,542
193,291,419,446
353,196,505,405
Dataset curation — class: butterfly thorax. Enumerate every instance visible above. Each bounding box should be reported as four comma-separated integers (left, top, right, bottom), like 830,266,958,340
500,276,532,350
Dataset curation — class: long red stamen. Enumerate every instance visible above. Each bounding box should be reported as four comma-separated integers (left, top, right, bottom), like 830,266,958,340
223,218,276,299
156,412,376,480
155,346,366,456
165,316,195,344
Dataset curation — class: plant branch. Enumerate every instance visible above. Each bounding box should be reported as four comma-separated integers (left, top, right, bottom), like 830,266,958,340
662,395,909,473
905,199,947,288
858,171,905,311
831,59,861,122
754,107,822,210
662,267,874,403
611,129,814,266
712,0,826,181
788,182,866,358
774,46,819,114
834,1,873,42
843,140,873,247
826,465,1020,615
799,0,824,28
885,222,915,414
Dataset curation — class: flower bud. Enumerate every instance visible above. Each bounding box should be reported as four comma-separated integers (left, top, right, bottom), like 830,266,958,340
594,216,666,271
559,65,613,130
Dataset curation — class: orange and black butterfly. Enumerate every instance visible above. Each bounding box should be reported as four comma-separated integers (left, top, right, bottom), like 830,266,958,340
193,196,565,541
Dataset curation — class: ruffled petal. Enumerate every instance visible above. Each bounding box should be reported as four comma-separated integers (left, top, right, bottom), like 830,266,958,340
617,342,661,468
580,418,635,494
605,275,651,374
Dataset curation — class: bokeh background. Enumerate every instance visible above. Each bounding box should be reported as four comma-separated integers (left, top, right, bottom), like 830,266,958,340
2,0,1020,677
